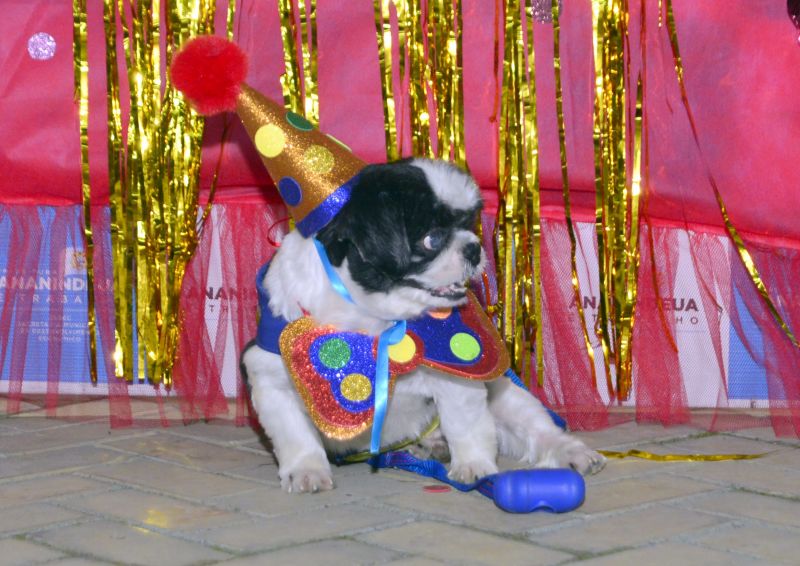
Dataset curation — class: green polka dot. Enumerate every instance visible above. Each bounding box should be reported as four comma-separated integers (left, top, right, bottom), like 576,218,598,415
286,111,314,131
319,338,351,369
450,332,481,362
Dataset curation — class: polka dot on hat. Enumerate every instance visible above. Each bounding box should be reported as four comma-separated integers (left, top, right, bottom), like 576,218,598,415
303,145,335,175
286,111,314,131
278,177,303,207
254,124,286,158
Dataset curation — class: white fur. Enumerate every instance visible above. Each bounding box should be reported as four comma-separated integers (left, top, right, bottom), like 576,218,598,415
411,158,482,211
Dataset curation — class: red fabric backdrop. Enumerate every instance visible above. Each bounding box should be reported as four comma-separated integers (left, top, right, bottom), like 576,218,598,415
1,0,799,433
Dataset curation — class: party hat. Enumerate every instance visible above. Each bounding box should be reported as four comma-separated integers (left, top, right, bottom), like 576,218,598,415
170,36,365,236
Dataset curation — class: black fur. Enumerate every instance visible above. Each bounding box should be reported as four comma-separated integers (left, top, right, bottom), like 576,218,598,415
317,160,481,293
239,339,257,395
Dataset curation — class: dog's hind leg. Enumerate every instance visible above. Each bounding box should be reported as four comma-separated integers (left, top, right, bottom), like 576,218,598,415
241,343,334,493
487,378,606,476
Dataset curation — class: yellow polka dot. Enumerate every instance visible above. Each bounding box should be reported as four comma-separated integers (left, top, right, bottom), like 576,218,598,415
340,373,372,402
303,145,335,174
254,124,286,158
429,308,453,320
388,334,417,364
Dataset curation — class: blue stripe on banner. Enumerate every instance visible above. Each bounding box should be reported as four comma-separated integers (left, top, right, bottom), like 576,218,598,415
728,286,769,400
0,205,111,385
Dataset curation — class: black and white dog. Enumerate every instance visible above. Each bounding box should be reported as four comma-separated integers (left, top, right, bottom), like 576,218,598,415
241,158,605,493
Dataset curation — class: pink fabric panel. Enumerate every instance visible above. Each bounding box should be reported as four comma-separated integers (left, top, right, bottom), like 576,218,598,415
0,2,82,204
317,0,387,164
642,0,800,239
461,0,500,191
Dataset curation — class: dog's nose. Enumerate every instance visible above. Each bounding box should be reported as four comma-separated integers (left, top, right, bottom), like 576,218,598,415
463,242,482,266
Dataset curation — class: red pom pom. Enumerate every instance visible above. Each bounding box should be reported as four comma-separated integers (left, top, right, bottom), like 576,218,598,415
170,36,248,115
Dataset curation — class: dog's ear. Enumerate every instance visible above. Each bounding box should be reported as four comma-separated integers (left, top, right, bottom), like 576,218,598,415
316,218,351,266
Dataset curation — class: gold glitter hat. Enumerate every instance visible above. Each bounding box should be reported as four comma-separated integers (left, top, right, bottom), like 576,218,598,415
171,36,366,236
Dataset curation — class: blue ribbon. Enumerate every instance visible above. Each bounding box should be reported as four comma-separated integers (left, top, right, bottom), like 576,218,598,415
368,451,585,513
371,319,407,454
313,238,355,304
313,238,405,455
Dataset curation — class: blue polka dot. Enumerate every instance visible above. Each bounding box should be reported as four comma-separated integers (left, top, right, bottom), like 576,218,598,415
278,177,302,207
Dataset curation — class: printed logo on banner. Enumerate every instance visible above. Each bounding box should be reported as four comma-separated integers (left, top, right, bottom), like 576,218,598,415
0,208,112,393
566,223,765,407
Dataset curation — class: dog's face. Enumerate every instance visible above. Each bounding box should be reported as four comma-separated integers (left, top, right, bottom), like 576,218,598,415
317,159,485,316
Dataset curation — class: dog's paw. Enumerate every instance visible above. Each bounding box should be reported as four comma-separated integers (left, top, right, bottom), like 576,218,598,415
555,442,606,476
448,458,498,484
281,469,334,493
279,459,335,494
407,428,451,462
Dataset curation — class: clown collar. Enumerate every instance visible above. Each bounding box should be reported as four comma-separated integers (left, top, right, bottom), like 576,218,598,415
254,243,509,445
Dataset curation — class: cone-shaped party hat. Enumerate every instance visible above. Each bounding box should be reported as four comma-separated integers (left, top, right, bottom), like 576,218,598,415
170,36,365,237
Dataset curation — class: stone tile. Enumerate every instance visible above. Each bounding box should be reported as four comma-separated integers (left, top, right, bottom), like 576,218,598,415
0,423,17,434
578,474,716,514
384,559,446,566
533,504,724,554
218,459,281,484
124,400,188,422
63,488,249,531
0,399,44,416
104,434,267,472
0,445,131,480
378,485,573,535
576,421,704,450
83,457,262,499
222,539,401,565
34,521,230,566
331,466,435,497
23,400,115,420
203,502,411,552
567,542,754,566
759,446,800,469
0,422,148,455
675,460,800,498
0,475,103,508
167,422,263,444
359,520,573,565
0,503,85,535
682,490,800,528
587,442,696,484
212,482,362,517
693,523,800,564
0,538,64,565
656,433,776,456
0,417,70,433
43,560,112,566
729,427,800,446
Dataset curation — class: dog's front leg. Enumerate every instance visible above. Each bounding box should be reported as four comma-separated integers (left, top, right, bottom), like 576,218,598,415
428,372,499,483
488,377,606,475
241,345,334,493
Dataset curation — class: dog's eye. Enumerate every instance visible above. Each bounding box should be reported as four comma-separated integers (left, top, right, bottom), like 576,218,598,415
422,230,446,251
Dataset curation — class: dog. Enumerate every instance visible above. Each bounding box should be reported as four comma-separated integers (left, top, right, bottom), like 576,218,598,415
241,158,606,493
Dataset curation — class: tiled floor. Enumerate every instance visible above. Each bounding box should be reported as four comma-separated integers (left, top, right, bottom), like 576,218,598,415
1,408,799,565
